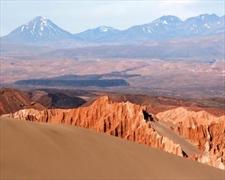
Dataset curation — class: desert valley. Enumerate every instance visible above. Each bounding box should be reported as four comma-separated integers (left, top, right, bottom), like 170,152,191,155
0,8,225,180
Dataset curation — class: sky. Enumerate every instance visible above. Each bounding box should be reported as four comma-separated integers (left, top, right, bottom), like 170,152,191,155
0,0,224,36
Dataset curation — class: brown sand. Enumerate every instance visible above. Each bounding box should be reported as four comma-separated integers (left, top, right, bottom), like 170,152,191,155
149,120,199,156
0,117,224,180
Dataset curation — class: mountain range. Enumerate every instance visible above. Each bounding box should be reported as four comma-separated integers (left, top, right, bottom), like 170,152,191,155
1,14,224,44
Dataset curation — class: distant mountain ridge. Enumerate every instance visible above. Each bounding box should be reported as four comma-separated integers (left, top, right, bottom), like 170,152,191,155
103,14,224,42
1,14,224,44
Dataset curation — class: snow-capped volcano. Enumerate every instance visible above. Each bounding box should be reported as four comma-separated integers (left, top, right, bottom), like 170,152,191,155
152,15,183,26
76,25,120,42
3,16,73,43
20,16,49,34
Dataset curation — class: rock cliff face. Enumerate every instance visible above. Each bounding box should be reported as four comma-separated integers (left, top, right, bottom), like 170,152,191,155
156,107,225,169
9,96,183,157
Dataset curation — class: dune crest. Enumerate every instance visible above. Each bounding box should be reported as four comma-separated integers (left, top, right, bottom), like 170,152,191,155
1,117,224,179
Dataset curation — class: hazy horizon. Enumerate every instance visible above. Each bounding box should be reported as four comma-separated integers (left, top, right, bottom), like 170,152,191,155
1,0,224,36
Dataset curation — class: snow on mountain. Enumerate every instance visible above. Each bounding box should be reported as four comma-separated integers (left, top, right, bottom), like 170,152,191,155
1,14,224,44
98,26,115,32
76,26,120,42
2,16,74,43
114,15,183,41
152,15,182,26
118,14,224,41
182,14,221,35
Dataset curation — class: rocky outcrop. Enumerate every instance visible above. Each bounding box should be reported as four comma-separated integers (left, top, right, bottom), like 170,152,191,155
30,90,86,108
156,107,225,169
0,88,45,115
9,96,183,157
0,88,88,115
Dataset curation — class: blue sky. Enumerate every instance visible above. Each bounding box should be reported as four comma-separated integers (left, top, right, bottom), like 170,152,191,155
0,0,224,36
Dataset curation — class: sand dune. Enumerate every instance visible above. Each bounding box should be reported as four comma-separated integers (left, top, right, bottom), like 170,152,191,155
0,117,224,180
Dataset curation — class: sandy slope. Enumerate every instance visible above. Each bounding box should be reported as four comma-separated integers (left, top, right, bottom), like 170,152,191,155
0,117,224,180
149,120,199,156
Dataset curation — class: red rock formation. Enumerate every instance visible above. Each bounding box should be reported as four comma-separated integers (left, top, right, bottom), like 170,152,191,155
156,107,225,169
9,96,183,157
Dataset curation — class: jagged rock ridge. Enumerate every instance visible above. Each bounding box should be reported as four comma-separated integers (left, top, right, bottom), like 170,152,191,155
9,96,183,156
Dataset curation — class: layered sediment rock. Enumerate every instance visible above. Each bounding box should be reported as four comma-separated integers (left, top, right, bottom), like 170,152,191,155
9,96,183,157
156,107,225,169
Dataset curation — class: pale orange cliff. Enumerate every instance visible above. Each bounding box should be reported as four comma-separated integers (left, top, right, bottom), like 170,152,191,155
156,107,225,169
